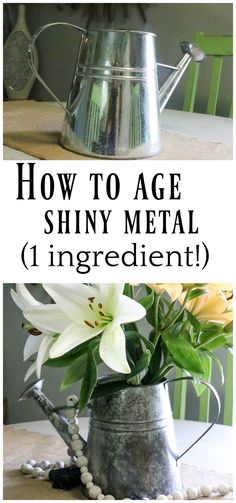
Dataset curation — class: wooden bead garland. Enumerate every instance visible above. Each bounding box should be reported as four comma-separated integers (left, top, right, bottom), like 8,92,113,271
20,394,233,500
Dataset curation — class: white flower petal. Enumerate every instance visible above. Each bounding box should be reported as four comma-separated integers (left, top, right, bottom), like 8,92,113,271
97,284,124,302
99,325,131,374
49,323,102,359
23,305,70,335
24,361,37,382
11,284,41,310
43,284,100,324
23,334,45,361
36,335,54,378
113,294,146,325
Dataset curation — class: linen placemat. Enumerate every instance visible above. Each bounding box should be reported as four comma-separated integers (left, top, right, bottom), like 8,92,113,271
3,426,233,500
3,100,233,161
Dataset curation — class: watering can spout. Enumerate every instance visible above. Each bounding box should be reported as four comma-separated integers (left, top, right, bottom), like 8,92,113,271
158,41,205,113
18,379,87,453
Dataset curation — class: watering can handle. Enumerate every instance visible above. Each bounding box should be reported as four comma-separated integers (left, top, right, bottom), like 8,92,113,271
164,376,221,462
28,22,87,115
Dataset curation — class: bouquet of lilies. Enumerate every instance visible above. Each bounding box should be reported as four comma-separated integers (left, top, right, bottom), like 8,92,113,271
11,283,233,411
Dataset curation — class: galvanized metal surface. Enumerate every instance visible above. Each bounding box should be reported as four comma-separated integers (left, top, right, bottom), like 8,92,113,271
28,24,205,159
19,377,220,499
18,379,74,451
86,383,182,499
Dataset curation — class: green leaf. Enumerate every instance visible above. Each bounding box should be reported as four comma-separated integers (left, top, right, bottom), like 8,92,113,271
60,339,101,391
186,311,201,332
162,332,204,374
198,332,227,351
92,380,128,399
60,353,88,390
79,343,98,411
123,283,132,297
206,350,224,385
148,337,162,376
187,288,208,301
224,320,233,334
125,331,155,354
192,352,212,397
138,286,154,310
127,350,151,384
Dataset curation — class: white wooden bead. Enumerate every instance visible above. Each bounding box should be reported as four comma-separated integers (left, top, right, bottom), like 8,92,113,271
27,459,37,467
65,408,76,419
69,417,76,424
182,491,188,500
230,485,233,492
81,472,93,484
72,433,79,440
67,395,78,407
172,491,183,500
197,487,202,497
71,439,83,451
76,456,88,467
97,495,105,500
55,461,64,469
104,496,115,500
68,424,79,434
32,467,43,478
157,496,167,500
218,483,230,495
80,466,88,473
86,481,94,489
21,463,33,475
186,487,198,499
201,484,212,497
40,460,50,470
43,469,51,480
75,450,83,457
89,486,102,498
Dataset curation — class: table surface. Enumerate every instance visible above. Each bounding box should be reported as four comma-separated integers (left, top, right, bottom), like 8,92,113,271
3,108,233,160
11,418,233,475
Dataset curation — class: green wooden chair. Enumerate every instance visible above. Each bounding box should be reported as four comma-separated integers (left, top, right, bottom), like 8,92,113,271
172,352,233,425
183,32,233,117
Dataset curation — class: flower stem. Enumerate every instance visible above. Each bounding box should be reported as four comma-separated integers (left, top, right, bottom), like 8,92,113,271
152,295,161,347
162,287,193,331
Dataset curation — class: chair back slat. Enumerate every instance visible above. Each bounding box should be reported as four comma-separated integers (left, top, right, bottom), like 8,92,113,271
207,56,223,115
198,362,212,422
172,368,187,419
183,63,200,112
223,352,233,426
183,31,233,117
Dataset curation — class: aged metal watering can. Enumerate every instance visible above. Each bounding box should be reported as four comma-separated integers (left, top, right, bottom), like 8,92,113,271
28,24,205,159
19,376,220,499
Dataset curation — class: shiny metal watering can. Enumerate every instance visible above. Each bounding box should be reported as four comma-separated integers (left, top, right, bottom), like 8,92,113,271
28,24,205,159
19,376,220,499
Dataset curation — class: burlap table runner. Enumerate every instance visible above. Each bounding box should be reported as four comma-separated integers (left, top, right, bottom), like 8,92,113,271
3,426,232,500
3,101,233,160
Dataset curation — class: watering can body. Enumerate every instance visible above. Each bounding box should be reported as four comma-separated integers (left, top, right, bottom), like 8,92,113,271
29,24,205,159
61,29,161,159
19,377,220,499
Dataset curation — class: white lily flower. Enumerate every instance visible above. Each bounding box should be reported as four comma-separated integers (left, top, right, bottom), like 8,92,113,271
32,283,145,374
11,284,70,381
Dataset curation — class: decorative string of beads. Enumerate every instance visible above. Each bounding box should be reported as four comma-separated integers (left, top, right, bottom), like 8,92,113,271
156,482,232,500
20,394,233,501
